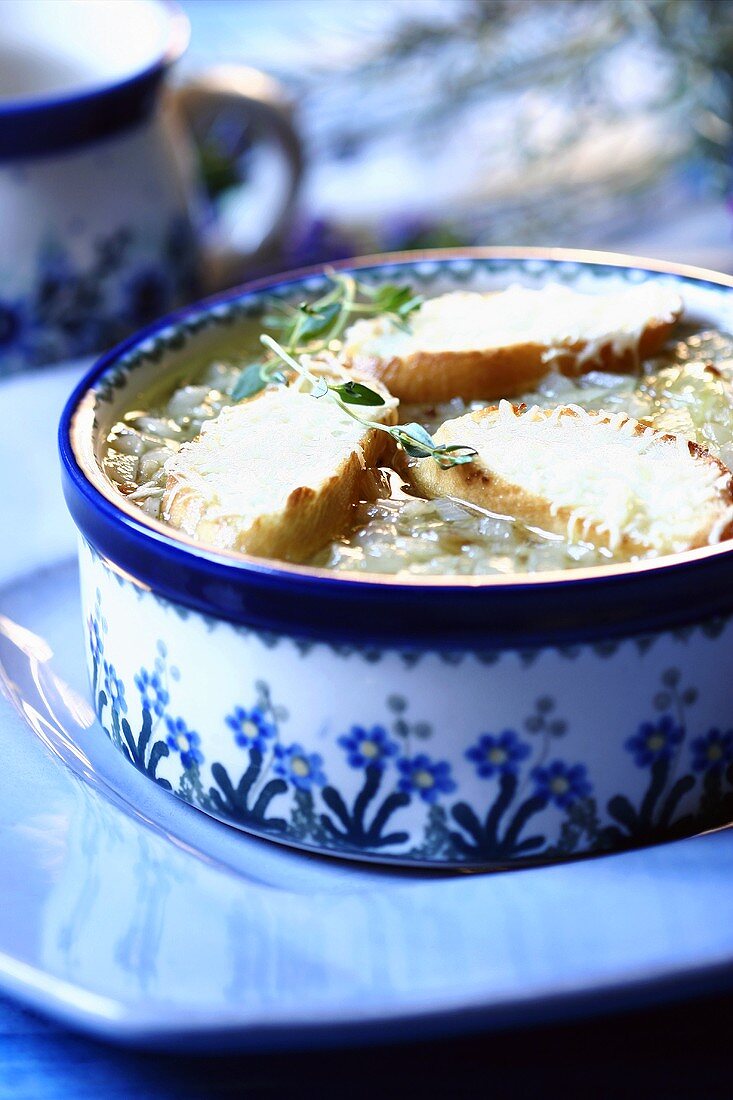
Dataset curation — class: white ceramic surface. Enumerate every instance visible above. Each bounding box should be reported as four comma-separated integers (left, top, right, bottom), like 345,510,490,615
80,535,733,866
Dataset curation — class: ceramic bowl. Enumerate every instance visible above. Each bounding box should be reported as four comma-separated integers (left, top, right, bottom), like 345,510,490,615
59,248,733,868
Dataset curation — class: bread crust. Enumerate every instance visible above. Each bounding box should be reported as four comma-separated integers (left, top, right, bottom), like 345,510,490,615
409,404,733,554
345,315,678,404
163,383,397,563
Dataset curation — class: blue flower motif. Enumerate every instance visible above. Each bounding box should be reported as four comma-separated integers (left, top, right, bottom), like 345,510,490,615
397,754,456,804
338,725,399,770
165,214,197,266
625,716,684,768
532,760,591,809
165,716,204,770
87,613,106,664
102,660,127,714
0,300,23,349
226,706,276,752
465,730,531,778
273,743,326,792
32,241,111,358
134,668,169,718
125,267,170,326
690,728,733,774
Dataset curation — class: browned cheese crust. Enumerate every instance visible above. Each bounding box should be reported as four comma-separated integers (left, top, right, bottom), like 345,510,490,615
409,405,733,554
164,412,396,564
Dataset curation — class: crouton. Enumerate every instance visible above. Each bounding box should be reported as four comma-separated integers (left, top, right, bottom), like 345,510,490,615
409,401,733,555
162,379,398,562
341,282,682,403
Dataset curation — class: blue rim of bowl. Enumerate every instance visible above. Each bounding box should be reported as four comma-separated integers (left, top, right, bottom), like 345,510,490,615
59,246,733,650
0,0,189,160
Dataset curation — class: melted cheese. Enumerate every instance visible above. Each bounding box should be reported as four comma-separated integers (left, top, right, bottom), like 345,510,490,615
343,282,681,366
163,384,396,531
439,401,732,553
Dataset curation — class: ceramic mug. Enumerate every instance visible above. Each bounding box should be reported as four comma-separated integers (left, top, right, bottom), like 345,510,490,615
0,0,303,375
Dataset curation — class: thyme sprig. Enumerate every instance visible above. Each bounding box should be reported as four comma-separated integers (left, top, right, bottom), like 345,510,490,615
266,273,424,347
230,271,476,469
231,272,423,403
259,336,478,470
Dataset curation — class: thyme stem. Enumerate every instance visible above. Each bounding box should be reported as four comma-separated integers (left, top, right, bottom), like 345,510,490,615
259,335,477,470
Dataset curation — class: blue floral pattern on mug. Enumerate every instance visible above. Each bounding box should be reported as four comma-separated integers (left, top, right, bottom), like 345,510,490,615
124,266,172,328
0,302,22,353
0,216,200,375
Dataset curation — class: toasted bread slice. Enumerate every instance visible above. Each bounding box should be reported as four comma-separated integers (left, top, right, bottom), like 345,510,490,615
409,402,733,555
341,283,682,403
162,379,398,562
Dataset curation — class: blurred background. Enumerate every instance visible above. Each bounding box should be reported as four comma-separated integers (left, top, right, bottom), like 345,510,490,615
179,0,733,278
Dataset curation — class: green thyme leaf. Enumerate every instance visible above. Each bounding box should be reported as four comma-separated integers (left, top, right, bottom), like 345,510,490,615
395,295,424,318
261,273,424,357
331,381,386,406
371,283,423,319
370,283,408,308
433,444,479,468
392,422,436,458
292,301,341,342
232,361,269,401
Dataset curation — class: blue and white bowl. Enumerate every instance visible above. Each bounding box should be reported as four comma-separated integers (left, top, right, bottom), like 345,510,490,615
59,249,733,867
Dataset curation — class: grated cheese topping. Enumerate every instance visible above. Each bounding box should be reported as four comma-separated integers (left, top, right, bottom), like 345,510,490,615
440,401,732,553
343,282,681,367
163,384,395,532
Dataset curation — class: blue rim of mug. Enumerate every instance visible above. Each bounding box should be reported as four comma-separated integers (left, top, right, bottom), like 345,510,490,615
59,247,733,650
0,0,189,160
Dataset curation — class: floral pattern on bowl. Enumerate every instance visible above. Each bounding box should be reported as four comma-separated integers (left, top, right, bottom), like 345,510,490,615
83,545,733,867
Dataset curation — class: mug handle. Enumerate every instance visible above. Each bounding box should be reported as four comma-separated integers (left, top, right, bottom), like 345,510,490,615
175,65,304,288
